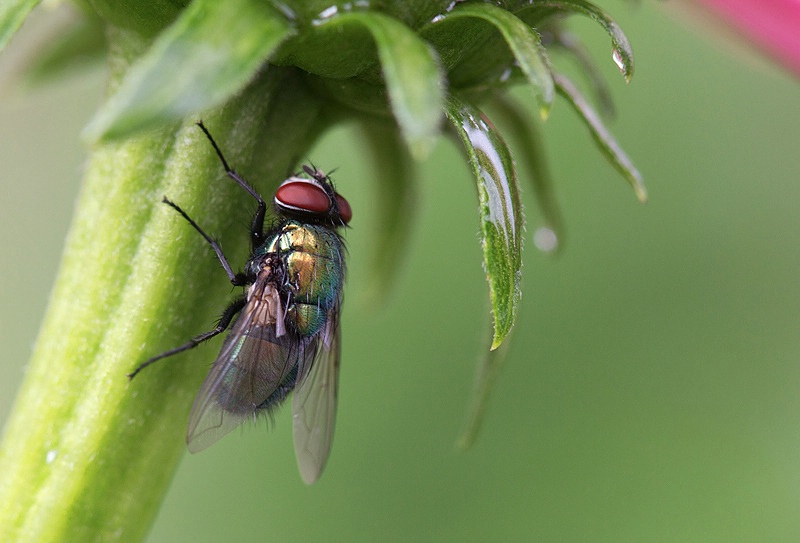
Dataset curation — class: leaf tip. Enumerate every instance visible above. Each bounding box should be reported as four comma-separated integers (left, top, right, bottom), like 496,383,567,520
455,433,475,451
635,182,648,203
538,102,551,121
612,47,634,83
489,335,504,351
408,136,436,161
628,168,647,203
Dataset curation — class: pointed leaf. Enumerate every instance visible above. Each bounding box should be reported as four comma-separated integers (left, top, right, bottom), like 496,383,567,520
0,0,40,54
431,2,554,118
555,73,646,202
445,96,523,350
545,28,616,118
458,330,513,449
26,12,106,84
488,95,565,252
85,0,295,142
85,0,184,37
518,0,635,82
319,12,444,159
358,120,416,301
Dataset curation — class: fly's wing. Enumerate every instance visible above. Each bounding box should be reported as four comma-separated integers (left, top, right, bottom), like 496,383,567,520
292,309,341,484
187,290,302,453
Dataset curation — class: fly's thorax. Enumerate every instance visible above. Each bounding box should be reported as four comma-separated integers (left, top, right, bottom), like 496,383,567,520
265,220,345,337
244,249,277,279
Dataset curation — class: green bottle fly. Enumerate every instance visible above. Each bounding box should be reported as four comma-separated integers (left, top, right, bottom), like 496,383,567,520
129,122,351,484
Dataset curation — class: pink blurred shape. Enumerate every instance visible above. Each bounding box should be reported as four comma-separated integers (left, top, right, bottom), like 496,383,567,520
694,0,800,76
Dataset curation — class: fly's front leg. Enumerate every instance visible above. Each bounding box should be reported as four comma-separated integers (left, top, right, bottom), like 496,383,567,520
195,121,267,250
161,197,247,286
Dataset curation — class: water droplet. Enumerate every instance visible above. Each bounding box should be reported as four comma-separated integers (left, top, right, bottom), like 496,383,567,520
533,227,558,253
611,49,626,74
313,2,371,24
316,5,339,21
45,450,57,464
431,1,460,23
271,2,296,21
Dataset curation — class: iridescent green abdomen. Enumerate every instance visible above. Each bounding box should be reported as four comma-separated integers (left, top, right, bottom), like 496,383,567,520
265,220,345,337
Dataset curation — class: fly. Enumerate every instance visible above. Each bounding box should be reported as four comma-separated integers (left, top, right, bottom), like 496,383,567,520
129,122,351,484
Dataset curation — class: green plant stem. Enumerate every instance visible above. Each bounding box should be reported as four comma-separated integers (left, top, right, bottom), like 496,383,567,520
0,28,323,542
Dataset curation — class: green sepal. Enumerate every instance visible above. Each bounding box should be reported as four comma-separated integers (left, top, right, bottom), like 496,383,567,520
487,94,565,251
517,0,635,82
555,73,646,202
84,0,295,142
458,329,513,450
0,0,41,54
426,2,554,118
545,27,616,118
25,10,106,84
85,0,186,37
445,95,523,350
309,11,445,159
357,119,416,302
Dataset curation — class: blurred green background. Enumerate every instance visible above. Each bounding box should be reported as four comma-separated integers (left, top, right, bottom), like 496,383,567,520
2,3,800,542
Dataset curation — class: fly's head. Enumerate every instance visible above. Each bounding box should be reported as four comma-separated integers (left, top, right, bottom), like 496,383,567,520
273,165,352,228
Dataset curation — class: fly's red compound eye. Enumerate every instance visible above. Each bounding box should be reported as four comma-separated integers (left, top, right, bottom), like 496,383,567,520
275,181,331,214
335,193,352,224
